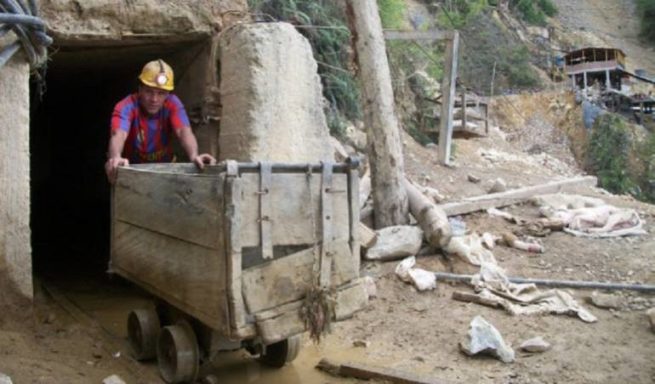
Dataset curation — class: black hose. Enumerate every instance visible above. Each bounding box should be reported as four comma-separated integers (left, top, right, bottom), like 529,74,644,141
434,272,655,293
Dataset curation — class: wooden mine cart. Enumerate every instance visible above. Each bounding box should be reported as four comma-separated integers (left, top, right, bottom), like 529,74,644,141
109,159,367,383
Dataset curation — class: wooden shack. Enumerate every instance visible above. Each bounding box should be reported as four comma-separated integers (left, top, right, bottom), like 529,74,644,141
565,47,626,91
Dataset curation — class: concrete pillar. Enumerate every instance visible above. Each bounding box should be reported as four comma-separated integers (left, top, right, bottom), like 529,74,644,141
0,52,33,302
583,71,588,90
605,69,611,90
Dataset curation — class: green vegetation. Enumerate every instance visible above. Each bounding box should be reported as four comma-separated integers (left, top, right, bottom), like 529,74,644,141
636,132,655,202
636,0,655,43
458,12,541,94
505,46,541,88
378,0,407,29
247,0,359,137
586,114,636,196
509,0,557,26
437,0,488,28
585,113,655,203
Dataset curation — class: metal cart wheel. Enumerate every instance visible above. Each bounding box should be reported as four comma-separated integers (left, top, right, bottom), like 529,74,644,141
127,308,160,360
258,334,302,368
157,322,200,384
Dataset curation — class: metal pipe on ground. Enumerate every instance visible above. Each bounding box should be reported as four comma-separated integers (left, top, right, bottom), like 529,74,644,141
434,272,655,293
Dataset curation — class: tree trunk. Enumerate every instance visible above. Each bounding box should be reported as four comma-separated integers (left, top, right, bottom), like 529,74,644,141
346,0,408,229
404,179,452,248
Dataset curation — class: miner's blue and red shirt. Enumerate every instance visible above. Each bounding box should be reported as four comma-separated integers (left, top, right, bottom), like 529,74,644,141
110,93,190,163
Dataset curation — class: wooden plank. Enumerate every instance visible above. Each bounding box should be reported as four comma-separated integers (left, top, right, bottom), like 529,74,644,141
383,29,452,41
241,240,356,314
259,162,274,260
256,306,305,345
320,164,334,288
317,358,451,384
438,176,598,216
255,280,368,344
348,168,361,270
114,167,222,249
111,221,229,332
127,163,223,175
224,172,247,334
461,93,467,134
239,173,350,247
334,280,368,321
438,31,459,165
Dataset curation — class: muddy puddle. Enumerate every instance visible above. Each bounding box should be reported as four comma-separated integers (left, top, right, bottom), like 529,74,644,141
51,273,365,383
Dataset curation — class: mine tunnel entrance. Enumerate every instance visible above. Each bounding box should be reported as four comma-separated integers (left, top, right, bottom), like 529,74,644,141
30,39,211,280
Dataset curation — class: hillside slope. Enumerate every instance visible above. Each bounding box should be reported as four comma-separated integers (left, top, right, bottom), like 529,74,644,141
552,0,655,74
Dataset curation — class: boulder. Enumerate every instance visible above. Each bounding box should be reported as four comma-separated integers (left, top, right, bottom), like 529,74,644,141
219,23,333,162
460,316,515,363
589,292,623,310
365,226,423,261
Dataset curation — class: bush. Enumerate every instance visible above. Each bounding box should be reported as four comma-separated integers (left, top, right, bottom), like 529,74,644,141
586,114,636,195
636,0,655,43
538,0,558,16
437,0,488,29
509,0,558,25
505,46,541,88
637,132,655,202
247,0,360,136
378,0,407,29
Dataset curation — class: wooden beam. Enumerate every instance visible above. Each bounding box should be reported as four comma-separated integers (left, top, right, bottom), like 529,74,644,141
317,358,451,384
438,176,598,216
383,29,453,41
461,93,467,134
438,31,459,165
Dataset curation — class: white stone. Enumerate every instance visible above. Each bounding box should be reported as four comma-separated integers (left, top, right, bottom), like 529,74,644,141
219,23,333,162
460,316,515,363
407,268,436,291
362,275,377,299
102,375,126,384
647,308,655,333
519,336,551,353
589,291,622,310
0,372,13,384
365,226,424,261
488,178,507,193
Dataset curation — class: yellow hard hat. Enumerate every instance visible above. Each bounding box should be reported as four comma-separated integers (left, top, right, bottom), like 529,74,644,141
138,59,174,91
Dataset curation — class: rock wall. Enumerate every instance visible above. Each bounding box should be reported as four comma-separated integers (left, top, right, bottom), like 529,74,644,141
41,0,248,42
0,53,32,301
219,23,333,163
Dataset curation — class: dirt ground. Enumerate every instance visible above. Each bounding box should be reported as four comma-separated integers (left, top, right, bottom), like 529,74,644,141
3,1,655,382
2,88,655,383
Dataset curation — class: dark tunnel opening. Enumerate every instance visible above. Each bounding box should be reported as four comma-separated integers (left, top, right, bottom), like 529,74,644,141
30,41,207,280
